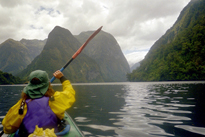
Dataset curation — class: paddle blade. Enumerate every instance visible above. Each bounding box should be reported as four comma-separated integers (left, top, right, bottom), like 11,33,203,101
72,26,103,59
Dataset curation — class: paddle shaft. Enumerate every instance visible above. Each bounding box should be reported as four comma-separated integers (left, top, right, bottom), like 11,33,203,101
50,58,73,82
0,27,102,136
50,26,103,83
0,131,4,137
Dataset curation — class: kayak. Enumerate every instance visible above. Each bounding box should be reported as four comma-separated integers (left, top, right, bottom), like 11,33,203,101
62,112,84,137
5,112,84,137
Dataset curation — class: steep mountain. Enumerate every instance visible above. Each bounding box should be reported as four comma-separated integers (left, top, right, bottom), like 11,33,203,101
0,39,32,75
130,62,140,72
75,30,130,82
20,39,46,60
127,0,205,81
0,38,46,75
18,26,104,83
18,26,130,82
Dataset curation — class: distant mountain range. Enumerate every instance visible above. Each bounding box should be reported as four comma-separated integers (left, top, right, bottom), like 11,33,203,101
0,39,46,75
0,26,130,83
127,0,205,81
130,62,140,72
4,0,204,83
20,39,46,60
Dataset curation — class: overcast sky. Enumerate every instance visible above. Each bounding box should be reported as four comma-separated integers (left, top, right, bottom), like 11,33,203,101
0,0,190,67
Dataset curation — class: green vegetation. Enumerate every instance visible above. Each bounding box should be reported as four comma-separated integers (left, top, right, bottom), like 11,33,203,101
76,30,130,82
17,26,105,83
0,26,130,83
0,39,45,75
0,70,22,84
20,39,46,60
17,26,130,83
127,0,205,81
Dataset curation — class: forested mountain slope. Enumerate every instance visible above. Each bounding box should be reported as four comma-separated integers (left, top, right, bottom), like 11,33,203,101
20,39,46,60
18,26,104,83
75,30,130,82
1,26,130,82
0,70,22,84
0,39,32,75
127,0,205,81
0,39,46,75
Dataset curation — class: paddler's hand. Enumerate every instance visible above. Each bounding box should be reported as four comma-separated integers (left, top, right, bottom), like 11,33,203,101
53,70,64,79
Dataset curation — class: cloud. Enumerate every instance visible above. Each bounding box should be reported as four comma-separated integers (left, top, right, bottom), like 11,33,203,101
0,0,24,8
125,51,149,67
0,0,190,66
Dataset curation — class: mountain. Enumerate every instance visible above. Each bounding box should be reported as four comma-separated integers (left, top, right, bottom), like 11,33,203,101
20,39,46,59
130,62,140,72
75,30,130,82
18,26,104,83
18,26,130,82
0,39,46,75
127,0,205,81
0,39,32,75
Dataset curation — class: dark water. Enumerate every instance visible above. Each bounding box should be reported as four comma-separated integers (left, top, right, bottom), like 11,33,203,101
1,82,205,137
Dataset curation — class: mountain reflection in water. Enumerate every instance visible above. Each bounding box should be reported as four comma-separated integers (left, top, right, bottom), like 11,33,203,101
1,81,205,137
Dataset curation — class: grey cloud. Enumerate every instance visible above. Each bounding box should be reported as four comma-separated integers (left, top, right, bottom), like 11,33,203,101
0,0,24,8
0,0,191,66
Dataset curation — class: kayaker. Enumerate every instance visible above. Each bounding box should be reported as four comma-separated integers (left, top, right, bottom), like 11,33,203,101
2,70,76,136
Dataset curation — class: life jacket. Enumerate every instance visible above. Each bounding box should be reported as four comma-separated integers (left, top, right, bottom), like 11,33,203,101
18,96,59,136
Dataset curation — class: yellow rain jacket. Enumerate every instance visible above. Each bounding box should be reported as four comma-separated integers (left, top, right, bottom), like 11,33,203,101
2,80,75,134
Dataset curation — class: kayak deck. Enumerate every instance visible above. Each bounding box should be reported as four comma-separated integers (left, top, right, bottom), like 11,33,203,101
63,112,84,137
6,112,84,137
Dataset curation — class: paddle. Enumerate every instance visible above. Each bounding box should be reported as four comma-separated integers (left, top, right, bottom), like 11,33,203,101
0,26,102,137
0,131,4,137
50,26,103,83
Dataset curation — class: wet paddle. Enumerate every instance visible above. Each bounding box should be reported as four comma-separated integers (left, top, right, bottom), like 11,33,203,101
0,26,102,137
50,26,103,83
0,131,4,137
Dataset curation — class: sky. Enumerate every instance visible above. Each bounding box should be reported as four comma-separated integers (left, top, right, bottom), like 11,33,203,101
0,0,191,67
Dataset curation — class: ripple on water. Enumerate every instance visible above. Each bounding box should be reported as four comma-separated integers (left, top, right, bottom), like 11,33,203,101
1,82,205,137
74,117,91,123
108,83,200,136
175,125,205,136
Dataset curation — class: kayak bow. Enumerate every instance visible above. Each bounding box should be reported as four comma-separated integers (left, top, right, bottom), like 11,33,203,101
7,112,84,137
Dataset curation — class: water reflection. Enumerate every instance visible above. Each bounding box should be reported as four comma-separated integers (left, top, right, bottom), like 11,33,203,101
67,84,127,137
1,82,205,137
111,82,205,137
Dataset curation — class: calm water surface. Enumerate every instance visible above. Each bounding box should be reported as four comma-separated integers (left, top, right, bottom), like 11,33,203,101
1,81,205,137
